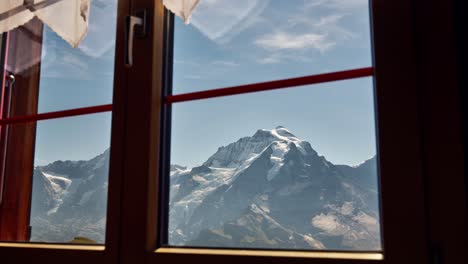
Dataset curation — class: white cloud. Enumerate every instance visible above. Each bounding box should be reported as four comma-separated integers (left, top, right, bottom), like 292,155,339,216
252,2,361,64
256,52,314,65
174,59,201,66
286,13,354,40
255,31,335,52
306,0,368,10
211,60,240,67
257,56,281,64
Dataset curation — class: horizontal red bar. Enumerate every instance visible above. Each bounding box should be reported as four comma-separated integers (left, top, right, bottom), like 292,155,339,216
166,67,374,104
0,104,112,126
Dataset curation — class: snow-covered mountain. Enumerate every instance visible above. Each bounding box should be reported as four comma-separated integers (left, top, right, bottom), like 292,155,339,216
170,126,381,250
30,149,110,243
29,126,380,250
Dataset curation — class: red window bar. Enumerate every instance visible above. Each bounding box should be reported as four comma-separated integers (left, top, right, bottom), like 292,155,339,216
0,66,374,205
166,67,374,104
0,67,374,126
0,104,113,126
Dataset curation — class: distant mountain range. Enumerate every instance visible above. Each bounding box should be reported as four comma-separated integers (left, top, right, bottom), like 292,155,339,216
30,150,109,243
30,126,380,250
169,126,380,250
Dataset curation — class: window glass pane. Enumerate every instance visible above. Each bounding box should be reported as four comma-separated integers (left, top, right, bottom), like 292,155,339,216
173,0,372,94
30,113,112,244
168,78,381,251
37,0,117,113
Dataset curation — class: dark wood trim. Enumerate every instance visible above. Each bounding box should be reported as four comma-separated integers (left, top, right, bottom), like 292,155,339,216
0,18,43,242
104,0,132,261
371,0,429,263
454,0,468,209
117,0,163,262
0,245,108,264
412,0,467,262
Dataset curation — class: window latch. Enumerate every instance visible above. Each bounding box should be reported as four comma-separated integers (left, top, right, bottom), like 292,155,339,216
125,10,147,67
6,74,15,88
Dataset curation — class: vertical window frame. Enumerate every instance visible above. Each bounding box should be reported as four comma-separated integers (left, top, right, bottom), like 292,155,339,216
0,0,132,263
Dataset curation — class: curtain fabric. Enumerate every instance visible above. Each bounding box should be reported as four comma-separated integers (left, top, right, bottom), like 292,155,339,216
0,0,90,48
163,0,200,24
0,0,199,49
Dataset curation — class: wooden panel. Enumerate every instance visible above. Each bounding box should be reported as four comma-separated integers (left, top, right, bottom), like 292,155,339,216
0,18,43,241
117,0,163,262
371,0,429,263
412,0,467,263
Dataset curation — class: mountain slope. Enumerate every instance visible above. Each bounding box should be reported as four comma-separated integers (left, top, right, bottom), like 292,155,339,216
169,127,381,250
29,127,380,250
30,149,110,243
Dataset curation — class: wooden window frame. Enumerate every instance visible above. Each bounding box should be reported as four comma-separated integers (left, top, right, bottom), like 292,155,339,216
0,18,42,242
0,0,466,263
118,0,430,264
118,0,466,263
0,0,132,263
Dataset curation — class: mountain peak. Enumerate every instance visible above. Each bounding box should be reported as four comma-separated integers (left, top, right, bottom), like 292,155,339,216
253,126,300,144
203,127,318,168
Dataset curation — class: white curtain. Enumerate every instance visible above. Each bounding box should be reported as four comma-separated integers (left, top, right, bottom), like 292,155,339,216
0,0,200,49
163,0,200,24
0,0,90,48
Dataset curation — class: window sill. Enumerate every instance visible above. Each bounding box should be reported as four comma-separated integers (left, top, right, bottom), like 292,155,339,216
155,247,383,260
0,242,105,251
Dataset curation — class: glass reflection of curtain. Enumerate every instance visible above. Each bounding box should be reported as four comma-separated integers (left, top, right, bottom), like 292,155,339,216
0,0,89,48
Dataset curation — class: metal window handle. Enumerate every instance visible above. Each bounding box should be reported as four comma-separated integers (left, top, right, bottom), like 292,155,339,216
125,10,147,67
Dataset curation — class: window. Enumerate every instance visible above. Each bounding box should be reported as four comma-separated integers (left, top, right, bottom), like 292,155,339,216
0,3,117,243
165,0,380,252
0,0,466,264
0,0,126,262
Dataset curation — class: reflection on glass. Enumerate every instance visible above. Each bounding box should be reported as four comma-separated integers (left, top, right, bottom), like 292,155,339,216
38,0,118,113
173,0,372,94
168,78,381,251
30,113,112,244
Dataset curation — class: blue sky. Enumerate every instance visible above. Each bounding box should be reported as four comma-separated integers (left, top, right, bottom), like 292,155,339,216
33,0,376,168
171,0,376,167
34,0,117,165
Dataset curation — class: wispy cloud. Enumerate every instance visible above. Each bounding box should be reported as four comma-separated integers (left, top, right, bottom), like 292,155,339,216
256,52,314,65
306,0,368,10
255,31,335,52
253,0,362,64
190,0,270,43
211,60,240,67
257,56,281,64
174,59,202,66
